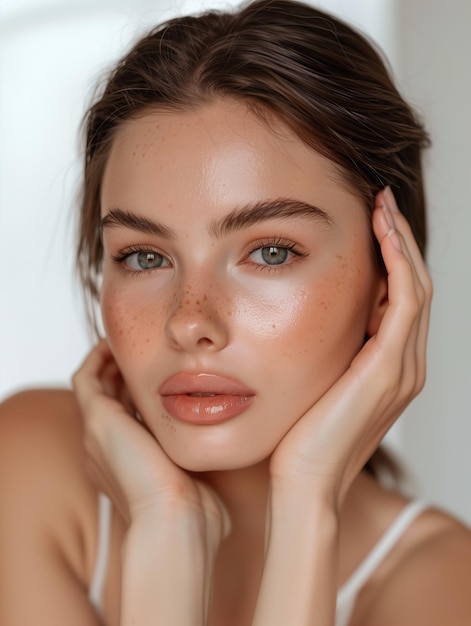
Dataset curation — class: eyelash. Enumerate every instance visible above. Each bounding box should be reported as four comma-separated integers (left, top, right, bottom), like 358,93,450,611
111,237,308,277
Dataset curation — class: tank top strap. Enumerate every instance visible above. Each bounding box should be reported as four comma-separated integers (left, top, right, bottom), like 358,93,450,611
88,493,113,616
336,500,428,626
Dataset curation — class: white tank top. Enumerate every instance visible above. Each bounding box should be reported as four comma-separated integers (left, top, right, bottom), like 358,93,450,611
88,495,427,625
336,500,428,626
88,493,112,614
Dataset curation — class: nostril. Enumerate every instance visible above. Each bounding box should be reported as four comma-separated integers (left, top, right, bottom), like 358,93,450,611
196,337,213,347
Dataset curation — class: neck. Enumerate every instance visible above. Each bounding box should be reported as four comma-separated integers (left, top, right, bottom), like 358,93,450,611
194,461,272,625
193,460,271,532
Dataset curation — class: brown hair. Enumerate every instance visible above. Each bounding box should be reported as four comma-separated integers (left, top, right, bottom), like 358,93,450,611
77,0,430,477
78,0,429,298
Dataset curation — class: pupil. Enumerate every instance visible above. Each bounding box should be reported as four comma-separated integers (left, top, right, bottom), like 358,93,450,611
261,246,288,265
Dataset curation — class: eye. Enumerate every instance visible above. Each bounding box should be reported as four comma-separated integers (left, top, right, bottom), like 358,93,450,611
251,246,290,265
243,236,308,271
247,240,305,267
134,252,170,270
113,248,171,272
129,251,170,270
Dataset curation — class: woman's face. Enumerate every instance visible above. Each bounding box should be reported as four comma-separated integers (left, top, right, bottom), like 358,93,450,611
100,99,386,471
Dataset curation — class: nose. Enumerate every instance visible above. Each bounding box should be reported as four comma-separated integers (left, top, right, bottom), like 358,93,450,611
164,282,229,353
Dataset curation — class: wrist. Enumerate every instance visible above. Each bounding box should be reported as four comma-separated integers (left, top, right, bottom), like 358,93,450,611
267,484,340,551
253,485,340,626
121,513,209,626
269,473,341,517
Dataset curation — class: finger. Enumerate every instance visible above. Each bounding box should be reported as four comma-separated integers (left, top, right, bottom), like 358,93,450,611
73,341,115,406
384,187,432,296
388,214,432,391
371,212,420,354
366,225,424,405
75,340,137,418
373,192,431,396
374,190,424,301
394,225,431,390
381,188,433,381
101,357,124,399
100,358,136,414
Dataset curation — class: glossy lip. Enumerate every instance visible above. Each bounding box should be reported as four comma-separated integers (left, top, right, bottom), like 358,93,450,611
159,372,256,424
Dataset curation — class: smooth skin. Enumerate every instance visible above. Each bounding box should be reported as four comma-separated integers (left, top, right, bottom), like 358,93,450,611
1,99,471,626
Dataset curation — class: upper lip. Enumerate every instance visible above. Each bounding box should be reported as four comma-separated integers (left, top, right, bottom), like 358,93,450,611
159,372,255,397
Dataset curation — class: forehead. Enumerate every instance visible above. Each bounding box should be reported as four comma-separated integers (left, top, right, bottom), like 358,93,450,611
101,99,365,225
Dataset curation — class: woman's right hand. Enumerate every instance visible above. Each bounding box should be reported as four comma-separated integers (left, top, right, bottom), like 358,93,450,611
72,339,230,535
73,341,230,624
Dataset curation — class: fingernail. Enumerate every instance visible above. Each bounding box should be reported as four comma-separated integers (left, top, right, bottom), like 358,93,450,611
385,186,399,213
387,228,402,251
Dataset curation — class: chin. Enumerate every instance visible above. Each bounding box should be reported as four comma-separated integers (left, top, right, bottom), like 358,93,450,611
162,440,272,473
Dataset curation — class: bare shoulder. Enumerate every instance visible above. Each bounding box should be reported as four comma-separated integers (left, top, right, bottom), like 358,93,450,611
0,387,98,552
0,388,101,625
0,388,85,489
0,387,83,447
360,505,471,626
0,387,86,447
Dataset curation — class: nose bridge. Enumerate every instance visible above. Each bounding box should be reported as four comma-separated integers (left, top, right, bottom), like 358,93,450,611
165,271,228,352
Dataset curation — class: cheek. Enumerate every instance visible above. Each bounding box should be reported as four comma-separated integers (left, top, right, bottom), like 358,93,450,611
307,255,374,370
232,256,371,362
230,283,310,345
100,282,169,360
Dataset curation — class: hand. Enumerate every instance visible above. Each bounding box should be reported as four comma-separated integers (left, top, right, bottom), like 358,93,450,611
269,187,432,507
73,342,229,624
72,340,230,537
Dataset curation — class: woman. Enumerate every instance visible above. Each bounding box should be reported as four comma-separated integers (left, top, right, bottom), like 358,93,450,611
1,1,470,624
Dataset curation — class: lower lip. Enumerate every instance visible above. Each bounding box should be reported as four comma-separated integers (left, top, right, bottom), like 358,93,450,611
160,394,255,424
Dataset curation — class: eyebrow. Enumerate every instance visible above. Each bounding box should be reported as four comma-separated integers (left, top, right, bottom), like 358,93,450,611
209,198,333,238
100,198,333,239
100,208,175,239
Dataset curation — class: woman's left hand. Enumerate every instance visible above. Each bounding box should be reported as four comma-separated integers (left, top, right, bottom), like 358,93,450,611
269,187,432,507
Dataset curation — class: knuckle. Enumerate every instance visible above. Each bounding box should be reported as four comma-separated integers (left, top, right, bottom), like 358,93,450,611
402,362,426,399
415,377,426,396
374,352,403,393
423,274,434,300
415,281,426,304
401,297,420,321
414,365,427,395
404,369,418,396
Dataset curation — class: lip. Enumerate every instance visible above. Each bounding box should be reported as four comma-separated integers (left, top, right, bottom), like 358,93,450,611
159,373,255,424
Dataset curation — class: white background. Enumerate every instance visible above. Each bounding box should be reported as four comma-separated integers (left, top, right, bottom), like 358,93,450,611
1,0,470,523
